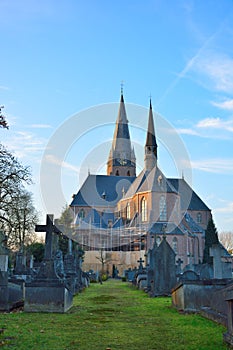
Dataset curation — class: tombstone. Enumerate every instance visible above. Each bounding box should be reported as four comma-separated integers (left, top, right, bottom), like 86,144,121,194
199,264,214,280
223,285,233,346
146,241,157,292
125,267,137,282
64,239,80,294
137,257,144,271
24,214,73,313
179,270,200,282
150,236,177,296
0,231,23,311
210,243,232,279
176,258,183,276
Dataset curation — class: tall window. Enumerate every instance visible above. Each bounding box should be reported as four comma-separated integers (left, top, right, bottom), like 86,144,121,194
141,197,147,222
78,208,85,219
159,195,167,221
172,237,178,253
126,202,131,220
197,212,202,223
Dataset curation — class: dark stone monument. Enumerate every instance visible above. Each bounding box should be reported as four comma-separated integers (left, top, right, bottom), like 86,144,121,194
24,214,73,313
0,231,23,311
150,236,177,296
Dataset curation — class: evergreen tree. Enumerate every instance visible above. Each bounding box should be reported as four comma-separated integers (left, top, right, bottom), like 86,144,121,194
57,204,74,256
203,217,219,264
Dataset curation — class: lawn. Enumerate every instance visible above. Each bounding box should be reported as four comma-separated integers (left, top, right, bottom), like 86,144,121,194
0,279,230,349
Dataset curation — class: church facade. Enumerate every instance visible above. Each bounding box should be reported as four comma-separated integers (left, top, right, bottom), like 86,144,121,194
70,92,211,273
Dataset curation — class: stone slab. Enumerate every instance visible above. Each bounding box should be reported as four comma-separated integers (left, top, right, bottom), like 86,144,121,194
24,285,73,313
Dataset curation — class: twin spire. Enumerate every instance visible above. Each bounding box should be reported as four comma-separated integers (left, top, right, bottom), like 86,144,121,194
107,90,158,176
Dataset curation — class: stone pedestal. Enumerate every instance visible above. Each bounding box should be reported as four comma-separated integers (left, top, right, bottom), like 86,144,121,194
24,283,73,313
24,259,73,313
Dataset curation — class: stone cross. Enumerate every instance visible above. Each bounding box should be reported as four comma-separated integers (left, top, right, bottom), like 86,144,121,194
35,214,62,260
137,257,144,270
210,244,223,279
176,258,183,275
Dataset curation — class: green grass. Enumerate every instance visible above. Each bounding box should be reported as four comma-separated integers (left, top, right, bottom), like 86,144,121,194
0,279,230,349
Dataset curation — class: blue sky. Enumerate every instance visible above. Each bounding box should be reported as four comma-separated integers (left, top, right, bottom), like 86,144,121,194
1,0,233,232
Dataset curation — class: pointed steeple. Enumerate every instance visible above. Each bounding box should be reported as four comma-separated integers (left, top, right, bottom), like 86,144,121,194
145,99,157,170
107,90,136,177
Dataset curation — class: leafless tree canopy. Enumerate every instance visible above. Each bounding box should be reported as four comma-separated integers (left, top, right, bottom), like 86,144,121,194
0,143,38,249
219,231,233,255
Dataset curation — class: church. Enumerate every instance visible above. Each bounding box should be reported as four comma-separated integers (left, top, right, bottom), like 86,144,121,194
70,92,211,273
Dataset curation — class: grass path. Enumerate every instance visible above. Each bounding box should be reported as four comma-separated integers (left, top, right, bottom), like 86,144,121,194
0,279,229,349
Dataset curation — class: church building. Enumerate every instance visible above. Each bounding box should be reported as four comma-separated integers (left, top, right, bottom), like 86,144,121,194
70,92,211,273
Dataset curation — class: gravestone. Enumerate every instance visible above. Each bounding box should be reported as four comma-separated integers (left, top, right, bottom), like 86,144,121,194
150,236,177,296
146,240,157,292
210,243,232,279
0,231,23,311
180,270,200,282
24,214,73,313
64,239,81,294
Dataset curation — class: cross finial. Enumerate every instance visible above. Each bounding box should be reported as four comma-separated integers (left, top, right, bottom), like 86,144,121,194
120,80,124,95
149,93,152,109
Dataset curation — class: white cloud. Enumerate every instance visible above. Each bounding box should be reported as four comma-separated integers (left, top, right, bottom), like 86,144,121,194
196,117,233,132
44,154,80,173
0,85,9,91
214,201,233,214
176,128,200,136
212,99,233,111
2,130,47,159
193,52,233,93
29,124,52,129
190,158,233,174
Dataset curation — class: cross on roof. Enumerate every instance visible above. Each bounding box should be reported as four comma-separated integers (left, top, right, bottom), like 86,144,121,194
35,214,62,260
120,80,124,95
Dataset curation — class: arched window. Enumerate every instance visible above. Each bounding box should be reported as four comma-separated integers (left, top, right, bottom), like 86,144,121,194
172,237,178,253
127,170,130,176
159,195,167,221
156,236,161,246
126,202,131,220
116,170,119,176
78,208,85,219
197,212,202,223
141,197,147,222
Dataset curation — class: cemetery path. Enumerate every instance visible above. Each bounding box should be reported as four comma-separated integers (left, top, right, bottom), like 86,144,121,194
0,279,229,350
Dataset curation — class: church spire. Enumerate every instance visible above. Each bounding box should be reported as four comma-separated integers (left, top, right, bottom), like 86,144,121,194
107,90,136,177
144,99,157,171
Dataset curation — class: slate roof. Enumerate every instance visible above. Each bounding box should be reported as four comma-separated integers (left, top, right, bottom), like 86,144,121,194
182,212,205,234
74,207,124,229
168,178,210,211
124,166,178,199
70,174,136,208
148,222,184,235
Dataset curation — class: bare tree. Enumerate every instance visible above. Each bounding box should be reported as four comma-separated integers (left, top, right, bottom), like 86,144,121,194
96,248,113,274
219,231,233,255
0,143,37,249
2,188,38,249
0,106,9,129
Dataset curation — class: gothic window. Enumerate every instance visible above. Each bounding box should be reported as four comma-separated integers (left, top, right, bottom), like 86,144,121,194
126,202,131,220
116,170,119,176
159,195,167,221
172,237,178,253
127,170,130,176
197,212,202,223
156,236,161,246
141,197,147,222
78,208,85,219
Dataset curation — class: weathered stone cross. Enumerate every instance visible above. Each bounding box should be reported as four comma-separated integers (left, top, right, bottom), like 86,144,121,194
137,257,144,270
35,214,62,260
